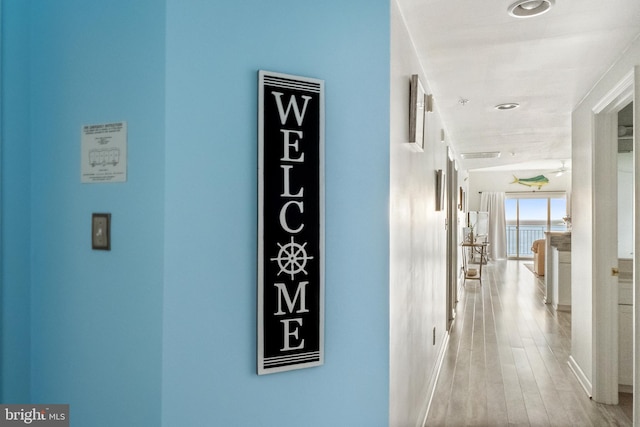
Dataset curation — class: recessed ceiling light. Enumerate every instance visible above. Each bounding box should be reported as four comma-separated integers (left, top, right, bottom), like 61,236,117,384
495,103,520,110
460,151,502,159
508,0,555,18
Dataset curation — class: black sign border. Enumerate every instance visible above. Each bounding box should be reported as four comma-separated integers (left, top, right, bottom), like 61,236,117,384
257,70,325,375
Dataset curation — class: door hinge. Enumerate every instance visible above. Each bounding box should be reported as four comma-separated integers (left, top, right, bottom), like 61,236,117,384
612,267,619,277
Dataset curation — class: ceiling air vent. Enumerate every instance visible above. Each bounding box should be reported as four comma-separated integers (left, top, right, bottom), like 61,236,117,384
460,152,501,159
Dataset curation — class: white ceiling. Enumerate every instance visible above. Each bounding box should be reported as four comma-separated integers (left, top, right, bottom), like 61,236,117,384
396,0,640,172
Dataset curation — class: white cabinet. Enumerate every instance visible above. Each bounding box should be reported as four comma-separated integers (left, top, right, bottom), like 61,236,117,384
618,259,633,390
552,248,571,312
619,303,633,389
544,232,571,306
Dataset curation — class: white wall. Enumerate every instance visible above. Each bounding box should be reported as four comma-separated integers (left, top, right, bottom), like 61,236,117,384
468,169,571,211
390,1,450,425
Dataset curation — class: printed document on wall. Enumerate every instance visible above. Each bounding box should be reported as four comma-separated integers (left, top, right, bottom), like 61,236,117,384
81,121,127,183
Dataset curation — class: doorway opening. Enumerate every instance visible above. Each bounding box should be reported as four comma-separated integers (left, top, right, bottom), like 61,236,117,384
588,69,635,414
616,101,634,418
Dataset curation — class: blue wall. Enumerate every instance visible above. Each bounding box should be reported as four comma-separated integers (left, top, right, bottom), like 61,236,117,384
29,1,166,424
1,0,166,425
162,0,389,425
1,1,390,425
1,0,31,403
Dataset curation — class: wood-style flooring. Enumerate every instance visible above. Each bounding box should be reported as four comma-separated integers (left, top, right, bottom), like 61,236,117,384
425,260,632,427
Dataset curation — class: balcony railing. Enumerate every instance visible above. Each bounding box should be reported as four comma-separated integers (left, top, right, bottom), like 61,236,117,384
506,222,566,258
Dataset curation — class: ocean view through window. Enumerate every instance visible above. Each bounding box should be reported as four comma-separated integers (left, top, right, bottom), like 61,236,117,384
505,194,567,259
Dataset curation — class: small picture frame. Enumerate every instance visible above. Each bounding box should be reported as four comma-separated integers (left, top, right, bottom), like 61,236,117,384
435,170,446,211
409,74,426,151
462,190,467,212
462,227,473,243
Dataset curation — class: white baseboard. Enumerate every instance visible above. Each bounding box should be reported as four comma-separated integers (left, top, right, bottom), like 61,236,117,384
418,329,450,427
619,384,633,394
568,355,593,398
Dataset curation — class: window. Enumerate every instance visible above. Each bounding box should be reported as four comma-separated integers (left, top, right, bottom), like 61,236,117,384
505,193,567,259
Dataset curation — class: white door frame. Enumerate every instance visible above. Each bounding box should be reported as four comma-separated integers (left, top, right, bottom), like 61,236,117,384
446,150,458,331
591,68,635,407
633,68,640,427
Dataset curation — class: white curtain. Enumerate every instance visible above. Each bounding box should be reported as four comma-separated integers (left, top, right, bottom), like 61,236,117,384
479,192,507,260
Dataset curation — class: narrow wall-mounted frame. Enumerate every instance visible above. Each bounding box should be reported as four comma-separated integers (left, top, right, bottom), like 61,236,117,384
409,74,426,151
257,70,325,375
436,169,446,211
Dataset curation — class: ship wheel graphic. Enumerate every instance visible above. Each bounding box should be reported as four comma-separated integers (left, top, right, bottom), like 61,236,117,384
270,236,314,280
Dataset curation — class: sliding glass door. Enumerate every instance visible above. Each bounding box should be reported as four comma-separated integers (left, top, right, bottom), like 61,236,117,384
505,193,567,259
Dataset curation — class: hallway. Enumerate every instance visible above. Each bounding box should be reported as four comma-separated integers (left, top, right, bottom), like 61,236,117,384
425,261,631,426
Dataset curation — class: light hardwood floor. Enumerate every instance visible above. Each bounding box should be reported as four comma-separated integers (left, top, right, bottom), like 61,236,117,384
425,260,632,427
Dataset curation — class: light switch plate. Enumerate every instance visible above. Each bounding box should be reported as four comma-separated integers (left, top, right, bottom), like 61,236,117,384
92,213,111,250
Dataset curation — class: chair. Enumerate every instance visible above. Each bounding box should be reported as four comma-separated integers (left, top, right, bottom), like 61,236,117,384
532,239,545,276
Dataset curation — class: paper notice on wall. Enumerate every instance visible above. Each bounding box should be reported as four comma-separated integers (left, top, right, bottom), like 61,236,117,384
81,121,127,183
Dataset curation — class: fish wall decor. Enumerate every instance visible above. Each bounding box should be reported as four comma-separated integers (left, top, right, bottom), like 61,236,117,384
511,175,549,189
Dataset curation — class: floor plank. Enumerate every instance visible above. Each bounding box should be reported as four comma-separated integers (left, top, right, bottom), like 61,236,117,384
424,260,632,427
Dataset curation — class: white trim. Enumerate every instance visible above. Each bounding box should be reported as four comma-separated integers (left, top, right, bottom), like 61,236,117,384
568,356,593,398
632,65,640,427
590,71,634,404
592,111,620,403
619,384,633,394
504,191,567,199
554,304,571,313
420,331,450,427
592,69,634,114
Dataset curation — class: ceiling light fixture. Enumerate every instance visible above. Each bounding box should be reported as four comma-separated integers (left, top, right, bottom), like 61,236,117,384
460,151,501,159
495,103,520,110
508,0,555,18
